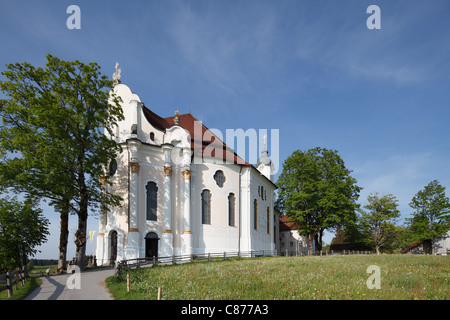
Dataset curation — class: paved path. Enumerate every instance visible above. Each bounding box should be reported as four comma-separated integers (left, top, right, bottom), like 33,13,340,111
25,267,114,300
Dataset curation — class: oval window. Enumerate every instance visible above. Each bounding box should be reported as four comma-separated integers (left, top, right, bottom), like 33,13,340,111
213,170,226,188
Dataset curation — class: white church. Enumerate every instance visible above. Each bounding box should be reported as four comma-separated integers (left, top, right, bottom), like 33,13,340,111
96,81,277,265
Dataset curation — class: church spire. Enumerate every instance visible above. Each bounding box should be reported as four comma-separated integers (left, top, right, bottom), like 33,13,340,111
257,134,271,166
257,134,273,181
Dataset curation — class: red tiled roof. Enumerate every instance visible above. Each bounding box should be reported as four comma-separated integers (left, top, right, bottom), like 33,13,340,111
400,240,423,254
141,105,170,131
279,215,300,231
141,105,250,166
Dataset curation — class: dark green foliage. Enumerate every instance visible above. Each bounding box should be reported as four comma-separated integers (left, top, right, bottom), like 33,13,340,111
0,196,49,273
275,147,361,254
358,193,400,254
0,54,124,269
407,180,450,254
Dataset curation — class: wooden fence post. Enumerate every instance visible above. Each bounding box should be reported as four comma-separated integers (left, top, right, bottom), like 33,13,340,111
23,266,27,284
21,266,25,285
127,273,130,293
157,287,162,300
6,271,13,298
15,268,19,289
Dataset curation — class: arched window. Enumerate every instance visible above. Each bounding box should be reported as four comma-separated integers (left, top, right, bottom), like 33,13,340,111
228,193,236,227
267,207,270,234
146,182,158,221
213,170,225,188
109,159,118,176
254,199,258,230
202,189,211,224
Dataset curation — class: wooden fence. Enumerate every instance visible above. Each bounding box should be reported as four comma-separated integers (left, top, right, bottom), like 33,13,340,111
281,249,373,256
0,267,27,298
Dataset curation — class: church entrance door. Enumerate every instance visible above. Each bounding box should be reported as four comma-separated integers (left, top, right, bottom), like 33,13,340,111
145,232,159,258
110,231,117,265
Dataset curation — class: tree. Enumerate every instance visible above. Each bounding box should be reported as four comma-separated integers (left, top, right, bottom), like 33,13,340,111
0,55,124,270
358,193,400,255
0,105,76,273
0,196,49,273
275,147,361,255
407,180,450,254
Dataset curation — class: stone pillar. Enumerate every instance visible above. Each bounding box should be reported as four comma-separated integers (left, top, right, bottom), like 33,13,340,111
181,168,192,255
160,143,174,257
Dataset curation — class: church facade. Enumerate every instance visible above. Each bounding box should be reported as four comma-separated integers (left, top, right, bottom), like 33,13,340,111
96,82,277,265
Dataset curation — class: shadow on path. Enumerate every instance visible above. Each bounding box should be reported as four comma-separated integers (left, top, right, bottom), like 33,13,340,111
46,275,66,300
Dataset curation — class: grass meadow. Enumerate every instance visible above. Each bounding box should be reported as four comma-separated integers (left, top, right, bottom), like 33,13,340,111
105,254,450,300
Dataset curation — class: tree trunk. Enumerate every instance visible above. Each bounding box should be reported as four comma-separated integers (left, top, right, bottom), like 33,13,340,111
375,245,380,255
75,190,88,270
75,214,87,270
57,200,70,274
307,234,314,256
315,229,323,253
75,156,88,270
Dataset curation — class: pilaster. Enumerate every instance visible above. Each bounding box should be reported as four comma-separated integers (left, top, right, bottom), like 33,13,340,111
160,143,174,257
181,168,192,255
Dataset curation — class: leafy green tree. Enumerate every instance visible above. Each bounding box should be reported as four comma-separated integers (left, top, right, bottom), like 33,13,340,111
358,193,400,255
407,180,450,254
0,55,124,270
275,147,361,255
0,196,49,273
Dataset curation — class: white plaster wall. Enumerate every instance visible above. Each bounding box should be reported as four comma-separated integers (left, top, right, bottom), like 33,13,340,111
108,83,165,145
193,163,241,253
248,167,276,251
434,230,450,254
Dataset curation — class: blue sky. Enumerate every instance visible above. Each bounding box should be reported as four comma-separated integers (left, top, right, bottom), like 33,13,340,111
1,0,450,258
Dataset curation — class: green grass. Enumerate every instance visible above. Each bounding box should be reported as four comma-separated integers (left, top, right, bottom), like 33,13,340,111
28,264,58,277
0,277,42,300
106,255,450,300
0,264,57,300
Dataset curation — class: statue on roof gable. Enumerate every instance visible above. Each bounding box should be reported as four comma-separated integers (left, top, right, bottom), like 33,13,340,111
113,62,121,85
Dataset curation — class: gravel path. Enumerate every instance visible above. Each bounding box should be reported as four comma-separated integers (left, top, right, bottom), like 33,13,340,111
24,267,114,300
